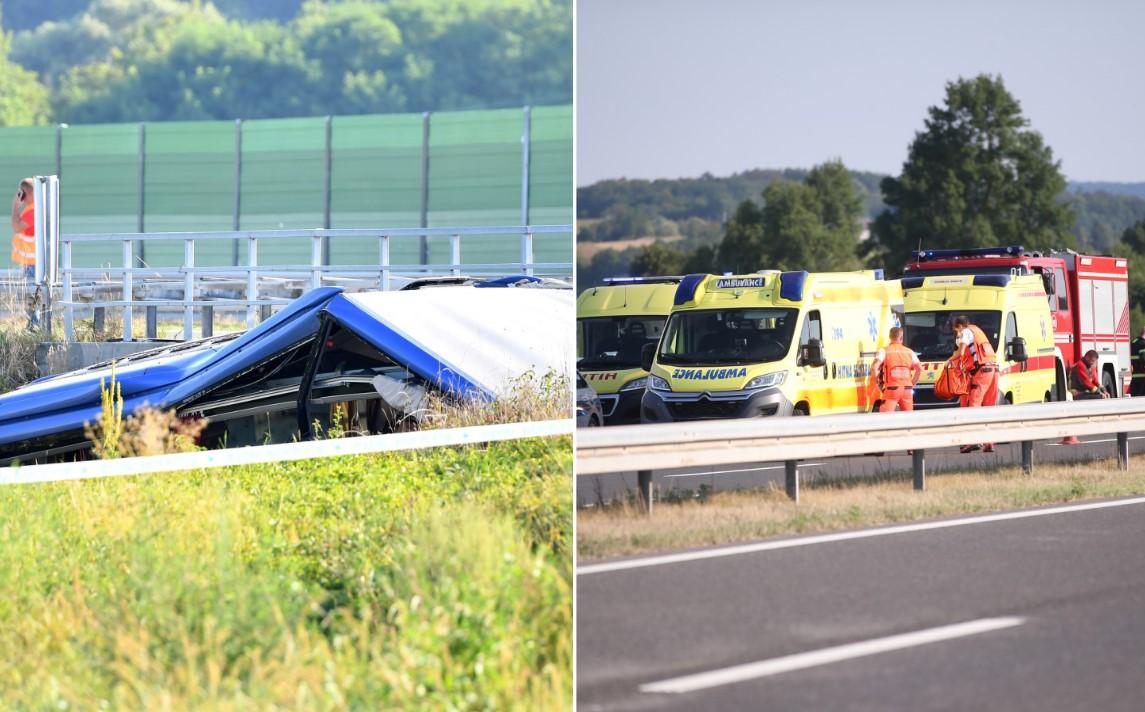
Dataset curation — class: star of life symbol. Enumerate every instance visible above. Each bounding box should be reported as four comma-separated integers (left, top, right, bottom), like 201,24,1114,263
867,312,879,342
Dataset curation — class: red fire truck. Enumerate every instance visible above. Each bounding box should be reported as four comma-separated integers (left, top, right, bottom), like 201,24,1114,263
903,245,1131,399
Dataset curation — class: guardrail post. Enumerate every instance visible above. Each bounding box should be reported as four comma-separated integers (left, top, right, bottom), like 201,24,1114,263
637,470,653,515
913,449,926,490
451,234,461,276
183,238,194,340
521,231,534,276
1117,432,1129,470
311,232,323,290
246,236,258,328
785,460,799,502
379,235,390,290
1021,441,1033,475
202,306,213,338
62,239,73,341
93,306,105,338
145,306,157,339
122,239,133,341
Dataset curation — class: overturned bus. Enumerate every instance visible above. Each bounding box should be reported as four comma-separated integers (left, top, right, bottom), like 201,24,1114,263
0,280,572,465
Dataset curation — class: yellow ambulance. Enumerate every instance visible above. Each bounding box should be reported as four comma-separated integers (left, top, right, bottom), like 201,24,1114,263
640,271,903,422
577,277,681,424
902,273,1064,407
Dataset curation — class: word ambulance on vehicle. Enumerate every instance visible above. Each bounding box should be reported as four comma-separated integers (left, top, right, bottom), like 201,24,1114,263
640,271,903,422
577,277,680,424
901,273,1060,408
904,246,1130,396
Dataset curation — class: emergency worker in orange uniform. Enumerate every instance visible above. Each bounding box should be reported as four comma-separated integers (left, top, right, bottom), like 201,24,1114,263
953,315,998,453
10,178,38,330
873,326,921,412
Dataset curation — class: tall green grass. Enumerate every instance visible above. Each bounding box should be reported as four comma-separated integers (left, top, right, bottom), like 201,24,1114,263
0,436,571,709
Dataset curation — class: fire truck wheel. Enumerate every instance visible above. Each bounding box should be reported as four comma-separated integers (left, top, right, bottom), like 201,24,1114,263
1103,371,1117,398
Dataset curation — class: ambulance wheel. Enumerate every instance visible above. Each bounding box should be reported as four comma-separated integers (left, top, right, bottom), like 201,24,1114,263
1003,394,1012,406
1103,371,1117,398
793,404,809,416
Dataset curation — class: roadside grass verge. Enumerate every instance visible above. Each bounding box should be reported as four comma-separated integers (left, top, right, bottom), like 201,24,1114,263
577,458,1145,561
0,435,572,709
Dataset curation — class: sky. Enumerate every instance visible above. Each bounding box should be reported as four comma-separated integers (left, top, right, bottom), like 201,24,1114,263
576,0,1145,186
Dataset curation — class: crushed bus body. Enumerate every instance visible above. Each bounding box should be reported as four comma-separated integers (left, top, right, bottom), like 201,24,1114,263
0,279,573,465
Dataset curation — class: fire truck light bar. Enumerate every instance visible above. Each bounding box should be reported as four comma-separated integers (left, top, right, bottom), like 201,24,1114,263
910,245,1025,262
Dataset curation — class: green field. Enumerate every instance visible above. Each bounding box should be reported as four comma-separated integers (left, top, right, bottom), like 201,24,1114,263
0,436,572,709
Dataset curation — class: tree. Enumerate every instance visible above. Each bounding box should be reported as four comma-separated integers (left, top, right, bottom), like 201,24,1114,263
0,21,51,126
630,241,685,277
870,74,1074,267
293,1,408,113
1,0,90,31
717,199,765,272
12,0,199,88
1115,219,1145,336
717,160,863,273
56,14,318,122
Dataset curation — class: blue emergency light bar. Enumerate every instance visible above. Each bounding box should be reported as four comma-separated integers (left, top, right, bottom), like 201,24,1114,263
778,271,808,301
602,276,684,285
972,274,1012,287
910,245,1025,262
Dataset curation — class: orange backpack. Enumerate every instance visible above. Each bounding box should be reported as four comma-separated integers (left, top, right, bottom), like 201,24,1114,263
934,359,969,400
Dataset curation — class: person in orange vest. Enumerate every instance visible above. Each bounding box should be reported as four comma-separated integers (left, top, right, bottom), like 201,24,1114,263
953,314,998,453
10,177,39,330
872,326,921,412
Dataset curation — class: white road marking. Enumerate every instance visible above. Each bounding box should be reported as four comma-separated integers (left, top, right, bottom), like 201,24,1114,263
664,463,824,479
639,617,1026,694
1050,436,1145,446
577,496,1145,575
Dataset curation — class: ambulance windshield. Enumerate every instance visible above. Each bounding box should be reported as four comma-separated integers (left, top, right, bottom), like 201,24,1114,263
658,308,798,366
578,316,665,369
903,311,1001,361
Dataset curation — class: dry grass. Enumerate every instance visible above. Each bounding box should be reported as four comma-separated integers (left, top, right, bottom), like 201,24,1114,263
69,311,249,341
421,370,572,429
82,367,208,458
576,234,683,260
0,322,39,392
577,459,1145,560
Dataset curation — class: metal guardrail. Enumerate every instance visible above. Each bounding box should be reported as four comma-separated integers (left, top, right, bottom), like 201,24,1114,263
1,418,572,486
577,398,1145,511
52,224,572,342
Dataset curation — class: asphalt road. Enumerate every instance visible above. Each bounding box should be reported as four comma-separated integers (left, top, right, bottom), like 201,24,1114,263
576,497,1145,710
576,434,1145,508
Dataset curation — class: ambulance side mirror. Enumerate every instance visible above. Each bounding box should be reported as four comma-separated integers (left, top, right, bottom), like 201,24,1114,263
800,339,826,368
640,342,656,372
1006,336,1028,363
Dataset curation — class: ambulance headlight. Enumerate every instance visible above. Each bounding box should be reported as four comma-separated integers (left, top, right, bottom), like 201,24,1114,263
649,375,671,391
744,372,785,390
620,377,648,392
